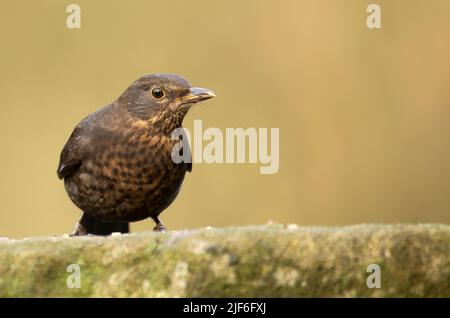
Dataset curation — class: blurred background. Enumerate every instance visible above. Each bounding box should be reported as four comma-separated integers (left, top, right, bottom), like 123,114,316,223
0,0,449,238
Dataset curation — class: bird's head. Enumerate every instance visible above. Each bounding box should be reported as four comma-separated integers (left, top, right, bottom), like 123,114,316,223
118,74,215,124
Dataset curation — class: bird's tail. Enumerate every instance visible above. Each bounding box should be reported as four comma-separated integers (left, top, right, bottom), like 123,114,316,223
72,213,129,236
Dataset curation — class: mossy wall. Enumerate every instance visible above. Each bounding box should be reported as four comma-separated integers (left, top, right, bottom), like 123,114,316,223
0,224,449,297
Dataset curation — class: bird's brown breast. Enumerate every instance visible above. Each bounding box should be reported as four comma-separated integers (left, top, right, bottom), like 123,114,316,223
64,124,187,222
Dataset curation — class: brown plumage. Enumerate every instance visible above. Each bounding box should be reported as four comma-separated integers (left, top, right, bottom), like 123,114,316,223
57,74,215,235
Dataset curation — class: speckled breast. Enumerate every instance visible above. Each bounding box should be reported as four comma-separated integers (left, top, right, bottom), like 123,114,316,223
64,128,188,222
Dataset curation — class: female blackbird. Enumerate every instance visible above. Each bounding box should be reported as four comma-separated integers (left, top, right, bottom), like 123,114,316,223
57,74,215,236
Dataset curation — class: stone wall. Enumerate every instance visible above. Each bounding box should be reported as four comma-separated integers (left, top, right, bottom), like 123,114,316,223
0,224,449,297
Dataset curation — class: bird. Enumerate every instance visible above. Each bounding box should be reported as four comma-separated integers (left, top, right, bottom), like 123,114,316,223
57,74,215,236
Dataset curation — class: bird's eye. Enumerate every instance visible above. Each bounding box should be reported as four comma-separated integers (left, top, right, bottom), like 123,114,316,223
151,87,165,99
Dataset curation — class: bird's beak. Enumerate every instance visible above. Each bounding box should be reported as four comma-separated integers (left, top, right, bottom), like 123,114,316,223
180,87,216,105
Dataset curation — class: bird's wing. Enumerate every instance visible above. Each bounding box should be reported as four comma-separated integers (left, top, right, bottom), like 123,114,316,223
57,123,86,179
57,104,119,179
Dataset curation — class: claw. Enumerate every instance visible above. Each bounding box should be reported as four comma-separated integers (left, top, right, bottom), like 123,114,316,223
70,222,88,236
153,223,167,232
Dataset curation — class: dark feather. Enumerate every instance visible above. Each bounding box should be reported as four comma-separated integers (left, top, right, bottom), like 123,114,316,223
57,159,81,179
57,125,85,179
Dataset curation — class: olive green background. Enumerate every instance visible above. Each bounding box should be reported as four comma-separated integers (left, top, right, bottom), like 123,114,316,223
0,1,449,238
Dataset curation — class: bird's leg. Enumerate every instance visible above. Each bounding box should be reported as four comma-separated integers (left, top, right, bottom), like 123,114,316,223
151,216,167,232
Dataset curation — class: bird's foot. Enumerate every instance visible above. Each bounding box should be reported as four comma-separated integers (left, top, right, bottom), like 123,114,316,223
70,222,88,237
153,223,167,233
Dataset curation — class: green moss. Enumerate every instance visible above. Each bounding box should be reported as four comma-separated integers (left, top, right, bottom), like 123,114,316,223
0,224,449,297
